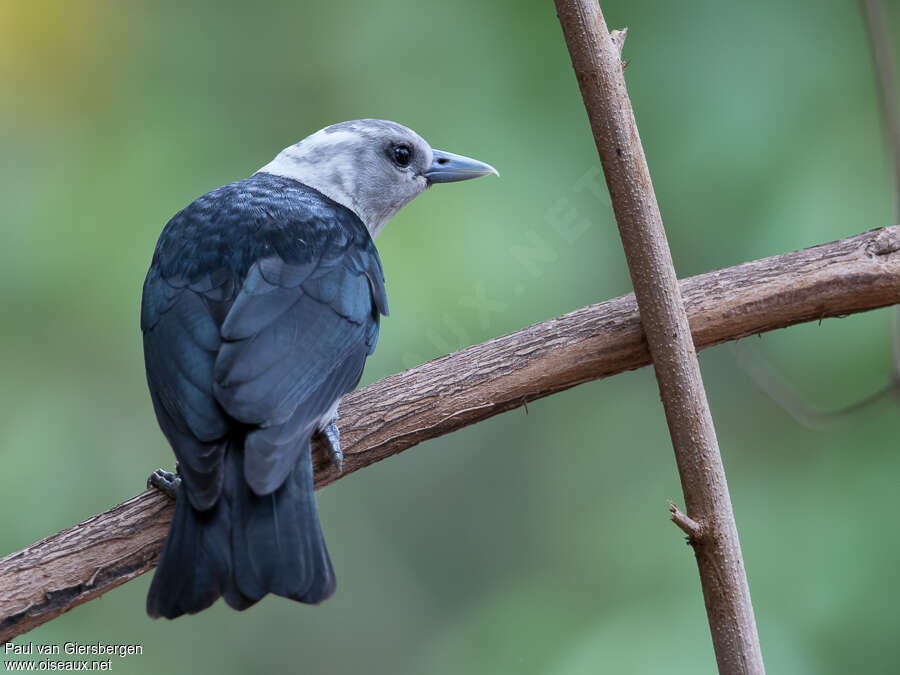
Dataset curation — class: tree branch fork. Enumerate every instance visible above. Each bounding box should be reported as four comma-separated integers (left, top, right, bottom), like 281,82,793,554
1,225,899,644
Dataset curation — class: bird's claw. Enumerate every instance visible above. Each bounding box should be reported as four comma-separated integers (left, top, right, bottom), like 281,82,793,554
322,422,344,474
147,468,181,500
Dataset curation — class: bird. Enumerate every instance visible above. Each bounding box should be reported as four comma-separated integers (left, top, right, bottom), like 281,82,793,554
141,119,497,619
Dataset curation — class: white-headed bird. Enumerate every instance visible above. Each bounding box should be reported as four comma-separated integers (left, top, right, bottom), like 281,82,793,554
142,119,497,618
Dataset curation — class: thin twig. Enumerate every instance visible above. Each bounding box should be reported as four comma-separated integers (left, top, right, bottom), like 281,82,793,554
738,1,900,426
860,0,900,384
2,224,900,644
732,340,897,428
553,3,765,672
861,0,900,216
669,501,701,540
609,28,627,56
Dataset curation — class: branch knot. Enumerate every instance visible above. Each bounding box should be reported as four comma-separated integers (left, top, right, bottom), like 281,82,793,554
668,501,701,544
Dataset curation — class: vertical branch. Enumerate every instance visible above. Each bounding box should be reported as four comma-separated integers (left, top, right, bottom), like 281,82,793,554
860,0,900,217
860,0,900,378
553,3,765,673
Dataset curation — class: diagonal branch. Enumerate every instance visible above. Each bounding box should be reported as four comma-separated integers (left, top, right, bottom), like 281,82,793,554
2,225,900,644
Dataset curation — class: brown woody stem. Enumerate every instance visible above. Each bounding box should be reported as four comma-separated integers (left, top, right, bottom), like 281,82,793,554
553,3,766,671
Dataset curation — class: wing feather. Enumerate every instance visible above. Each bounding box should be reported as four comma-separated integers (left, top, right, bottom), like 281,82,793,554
214,251,381,495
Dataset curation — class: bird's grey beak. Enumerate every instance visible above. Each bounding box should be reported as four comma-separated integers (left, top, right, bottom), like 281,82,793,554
425,149,499,184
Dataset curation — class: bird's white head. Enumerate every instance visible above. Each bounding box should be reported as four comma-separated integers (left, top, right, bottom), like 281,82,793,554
257,119,498,238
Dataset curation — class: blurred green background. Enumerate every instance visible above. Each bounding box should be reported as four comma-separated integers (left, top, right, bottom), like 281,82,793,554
2,0,899,672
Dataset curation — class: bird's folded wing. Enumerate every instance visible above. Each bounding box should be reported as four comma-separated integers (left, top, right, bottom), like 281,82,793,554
213,239,386,495
141,183,388,503
141,268,232,510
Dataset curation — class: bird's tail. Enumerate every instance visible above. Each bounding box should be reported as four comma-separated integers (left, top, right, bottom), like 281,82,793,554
146,441,336,619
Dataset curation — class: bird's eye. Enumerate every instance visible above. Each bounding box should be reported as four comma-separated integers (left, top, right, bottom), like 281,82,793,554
392,144,412,167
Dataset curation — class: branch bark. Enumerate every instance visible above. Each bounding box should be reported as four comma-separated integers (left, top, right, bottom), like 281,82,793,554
2,224,900,644
553,3,763,671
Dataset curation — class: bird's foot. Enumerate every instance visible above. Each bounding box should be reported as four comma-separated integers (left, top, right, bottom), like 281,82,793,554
321,421,344,474
147,468,181,500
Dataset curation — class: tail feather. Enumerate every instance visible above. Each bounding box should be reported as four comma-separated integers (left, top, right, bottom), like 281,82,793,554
146,440,335,619
232,445,336,603
146,483,254,618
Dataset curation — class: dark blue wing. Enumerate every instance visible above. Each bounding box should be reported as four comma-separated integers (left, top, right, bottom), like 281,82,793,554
213,235,385,495
142,174,388,506
141,268,233,510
